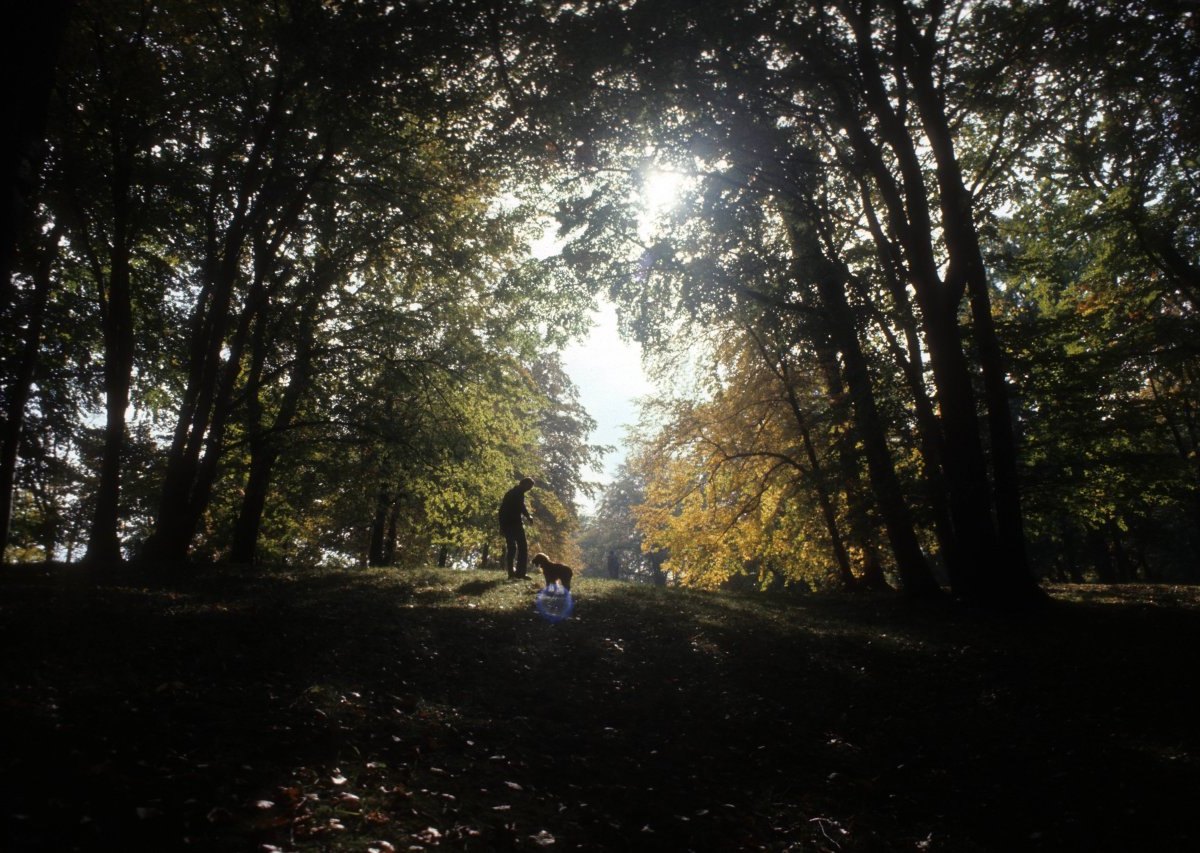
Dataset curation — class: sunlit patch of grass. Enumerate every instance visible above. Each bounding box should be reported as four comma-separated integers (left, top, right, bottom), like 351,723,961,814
1045,581,1200,609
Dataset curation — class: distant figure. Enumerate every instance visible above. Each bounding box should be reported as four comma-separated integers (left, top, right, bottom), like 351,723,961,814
531,552,573,591
498,477,535,578
606,548,620,580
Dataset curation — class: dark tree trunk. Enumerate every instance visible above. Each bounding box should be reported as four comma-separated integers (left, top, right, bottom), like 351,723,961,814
800,417,855,589
903,21,1036,602
808,313,892,590
139,235,252,563
83,141,135,566
0,228,59,558
1107,518,1133,582
1087,526,1115,582
382,503,400,566
228,307,272,565
229,447,275,565
834,4,1008,601
141,138,332,565
228,259,326,564
82,298,133,564
0,1,72,308
814,265,938,596
0,1,72,558
138,80,292,565
142,285,252,562
857,190,958,568
368,487,390,567
784,212,939,596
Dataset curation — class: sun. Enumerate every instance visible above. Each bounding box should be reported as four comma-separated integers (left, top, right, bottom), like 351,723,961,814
641,168,686,214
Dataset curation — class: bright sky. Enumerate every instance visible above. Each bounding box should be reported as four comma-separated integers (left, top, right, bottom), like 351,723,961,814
560,299,652,511
537,164,687,514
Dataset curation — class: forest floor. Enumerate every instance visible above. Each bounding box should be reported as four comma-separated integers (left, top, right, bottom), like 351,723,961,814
0,565,1197,852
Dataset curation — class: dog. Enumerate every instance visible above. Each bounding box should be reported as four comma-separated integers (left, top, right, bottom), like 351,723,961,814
530,552,573,591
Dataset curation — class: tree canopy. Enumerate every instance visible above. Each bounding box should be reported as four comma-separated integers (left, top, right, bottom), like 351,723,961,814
2,0,1197,606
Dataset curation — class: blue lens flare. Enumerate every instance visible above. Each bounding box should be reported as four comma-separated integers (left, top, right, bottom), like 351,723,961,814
535,584,574,623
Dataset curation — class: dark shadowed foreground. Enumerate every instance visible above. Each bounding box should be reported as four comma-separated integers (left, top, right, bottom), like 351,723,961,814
1,566,1196,851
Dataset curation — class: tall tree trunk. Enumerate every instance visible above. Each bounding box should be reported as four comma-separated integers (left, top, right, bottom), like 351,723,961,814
785,212,940,596
368,487,390,567
798,413,855,588
227,306,272,565
0,1,72,309
899,4,1036,602
141,214,289,561
0,227,59,558
83,279,133,563
139,229,253,563
0,0,72,557
816,268,938,596
831,17,1004,600
382,503,400,566
179,286,270,551
806,306,894,590
229,446,275,565
138,80,290,564
228,289,320,564
83,138,135,565
821,354,890,590
857,189,958,569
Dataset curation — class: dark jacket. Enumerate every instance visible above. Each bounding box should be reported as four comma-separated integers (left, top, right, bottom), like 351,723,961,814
498,485,531,528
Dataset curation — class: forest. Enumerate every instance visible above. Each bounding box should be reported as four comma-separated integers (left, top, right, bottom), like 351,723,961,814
2,1,1198,850
4,1,1197,605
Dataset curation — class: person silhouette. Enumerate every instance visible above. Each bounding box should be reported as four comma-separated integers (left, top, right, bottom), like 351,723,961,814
606,548,620,580
498,477,535,579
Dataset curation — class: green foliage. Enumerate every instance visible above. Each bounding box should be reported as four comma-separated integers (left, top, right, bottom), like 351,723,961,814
989,0,1200,581
4,0,601,567
4,0,1197,588
577,461,666,584
525,0,1199,590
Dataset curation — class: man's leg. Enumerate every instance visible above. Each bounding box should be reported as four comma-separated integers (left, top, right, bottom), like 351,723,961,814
515,526,528,578
504,531,517,577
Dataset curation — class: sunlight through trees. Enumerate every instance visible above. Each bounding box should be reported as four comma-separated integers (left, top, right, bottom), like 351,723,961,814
1,0,1196,606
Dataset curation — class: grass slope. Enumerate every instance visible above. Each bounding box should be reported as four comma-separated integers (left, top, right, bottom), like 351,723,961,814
1,565,1197,851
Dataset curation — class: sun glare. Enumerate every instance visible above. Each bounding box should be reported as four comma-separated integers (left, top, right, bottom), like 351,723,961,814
641,169,686,213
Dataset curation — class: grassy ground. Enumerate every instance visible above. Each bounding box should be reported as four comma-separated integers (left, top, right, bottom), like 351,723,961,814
0,565,1196,852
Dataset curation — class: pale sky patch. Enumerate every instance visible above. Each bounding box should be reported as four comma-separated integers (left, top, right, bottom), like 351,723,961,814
560,299,651,501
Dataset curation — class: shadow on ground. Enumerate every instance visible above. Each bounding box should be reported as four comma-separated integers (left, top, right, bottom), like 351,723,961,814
0,566,1197,851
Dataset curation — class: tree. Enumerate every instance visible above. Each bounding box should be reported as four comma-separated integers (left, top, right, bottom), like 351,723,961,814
0,0,73,558
4,0,601,568
631,340,853,591
982,1,1200,582
484,0,1075,603
578,461,665,584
